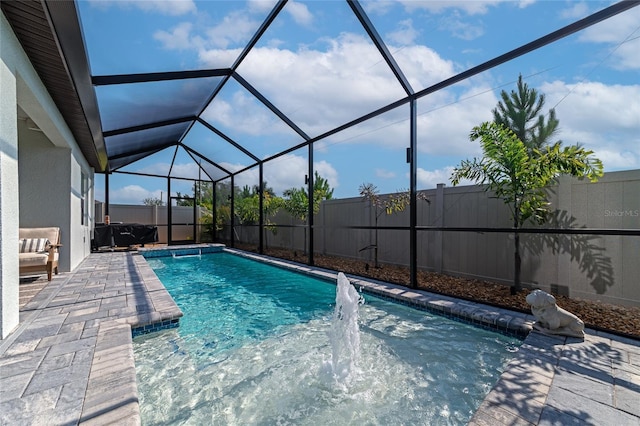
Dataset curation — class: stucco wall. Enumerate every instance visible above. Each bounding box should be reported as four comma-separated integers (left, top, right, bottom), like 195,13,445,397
1,11,95,337
0,12,21,338
17,129,70,263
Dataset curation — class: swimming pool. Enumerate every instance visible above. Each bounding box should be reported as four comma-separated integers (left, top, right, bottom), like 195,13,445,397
135,251,521,425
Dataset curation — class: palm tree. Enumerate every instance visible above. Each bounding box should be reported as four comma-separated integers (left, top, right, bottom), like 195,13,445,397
451,122,603,295
492,74,559,154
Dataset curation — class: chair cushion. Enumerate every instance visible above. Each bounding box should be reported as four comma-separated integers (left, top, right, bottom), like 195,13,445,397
19,238,49,253
19,252,50,267
19,227,60,244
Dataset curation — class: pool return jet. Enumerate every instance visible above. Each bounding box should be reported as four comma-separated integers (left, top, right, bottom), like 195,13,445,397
171,249,202,259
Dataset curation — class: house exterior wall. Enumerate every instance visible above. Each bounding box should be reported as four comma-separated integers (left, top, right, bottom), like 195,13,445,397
17,131,72,268
1,12,94,337
69,156,94,270
0,12,21,338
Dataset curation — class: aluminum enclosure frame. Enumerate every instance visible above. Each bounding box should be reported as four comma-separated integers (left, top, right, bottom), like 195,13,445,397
8,0,638,288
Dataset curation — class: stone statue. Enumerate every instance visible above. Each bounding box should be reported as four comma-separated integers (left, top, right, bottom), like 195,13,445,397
526,289,585,338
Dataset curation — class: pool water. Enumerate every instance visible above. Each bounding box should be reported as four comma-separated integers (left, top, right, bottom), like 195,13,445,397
136,252,520,425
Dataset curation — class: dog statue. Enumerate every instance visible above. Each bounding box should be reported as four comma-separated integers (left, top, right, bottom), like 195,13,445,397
526,289,585,338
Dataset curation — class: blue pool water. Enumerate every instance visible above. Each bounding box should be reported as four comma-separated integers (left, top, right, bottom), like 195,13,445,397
135,251,520,425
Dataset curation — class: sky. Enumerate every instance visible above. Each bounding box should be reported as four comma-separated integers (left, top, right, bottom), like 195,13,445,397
77,0,640,204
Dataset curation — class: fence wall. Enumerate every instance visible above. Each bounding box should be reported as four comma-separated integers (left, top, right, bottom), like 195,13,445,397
266,170,640,307
103,170,639,307
94,204,208,243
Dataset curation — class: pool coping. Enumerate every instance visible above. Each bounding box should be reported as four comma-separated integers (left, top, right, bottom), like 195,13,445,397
2,246,638,425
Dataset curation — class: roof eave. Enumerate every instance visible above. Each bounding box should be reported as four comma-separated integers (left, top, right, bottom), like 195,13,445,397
1,0,107,172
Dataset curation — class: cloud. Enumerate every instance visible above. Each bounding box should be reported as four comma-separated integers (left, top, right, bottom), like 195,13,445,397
396,0,500,15
202,34,456,137
152,9,262,51
198,47,242,70
362,1,396,16
154,22,195,50
315,160,340,191
578,7,640,70
439,13,485,41
142,0,196,16
171,163,202,179
205,11,262,49
196,34,489,160
369,0,528,17
376,169,397,179
204,36,409,135
387,19,419,45
592,150,637,170
391,44,458,89
286,1,313,26
108,185,165,205
135,162,201,179
152,9,460,138
611,38,640,70
416,82,497,156
579,7,640,44
202,90,302,141
541,80,640,170
221,155,338,197
416,167,451,189
559,2,590,20
516,0,535,8
247,0,278,13
88,0,196,16
416,166,476,189
133,162,171,176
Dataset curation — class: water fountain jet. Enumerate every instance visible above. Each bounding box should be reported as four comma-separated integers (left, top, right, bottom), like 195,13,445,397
322,272,364,384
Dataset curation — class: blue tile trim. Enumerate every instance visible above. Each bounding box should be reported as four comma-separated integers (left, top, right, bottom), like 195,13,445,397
361,289,527,339
132,318,180,338
140,244,224,258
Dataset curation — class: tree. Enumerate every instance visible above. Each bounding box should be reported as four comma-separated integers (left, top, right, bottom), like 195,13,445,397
451,122,603,294
142,197,164,206
174,192,194,206
233,182,283,247
282,171,334,220
492,74,559,154
282,171,334,253
359,183,428,268
235,185,282,226
282,187,309,221
313,173,334,205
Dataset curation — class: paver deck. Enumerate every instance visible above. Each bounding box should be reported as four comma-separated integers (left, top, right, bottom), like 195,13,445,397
1,248,638,425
